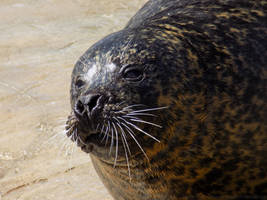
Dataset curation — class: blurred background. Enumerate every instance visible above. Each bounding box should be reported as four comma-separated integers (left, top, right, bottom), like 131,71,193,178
0,0,147,199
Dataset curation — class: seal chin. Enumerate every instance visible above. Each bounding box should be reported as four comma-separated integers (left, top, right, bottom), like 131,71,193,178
66,120,108,155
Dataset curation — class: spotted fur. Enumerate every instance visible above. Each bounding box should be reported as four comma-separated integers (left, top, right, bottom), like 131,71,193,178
68,0,267,199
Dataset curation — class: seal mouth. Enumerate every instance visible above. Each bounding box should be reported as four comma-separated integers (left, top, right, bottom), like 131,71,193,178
65,104,168,169
78,132,99,153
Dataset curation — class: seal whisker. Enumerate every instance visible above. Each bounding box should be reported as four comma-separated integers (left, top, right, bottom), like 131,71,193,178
95,123,100,131
125,113,157,117
46,131,65,145
112,122,119,168
130,106,169,113
65,128,74,135
72,131,79,156
59,134,72,156
77,135,87,146
99,123,105,138
123,116,162,128
75,129,79,146
117,117,136,135
113,117,131,155
118,124,131,180
114,110,127,114
66,117,77,125
126,121,160,143
120,121,149,161
65,115,76,123
109,124,114,155
70,130,76,141
101,121,110,143
65,132,75,157
65,123,76,132
105,121,111,147
118,116,160,143
70,129,78,157
64,140,72,156
122,104,145,110
117,101,126,107
57,118,71,124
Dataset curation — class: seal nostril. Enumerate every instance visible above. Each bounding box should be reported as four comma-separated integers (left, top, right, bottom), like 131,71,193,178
76,100,85,115
87,94,101,112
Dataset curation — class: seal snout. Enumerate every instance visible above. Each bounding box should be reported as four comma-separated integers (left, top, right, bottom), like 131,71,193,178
74,93,104,134
75,93,102,117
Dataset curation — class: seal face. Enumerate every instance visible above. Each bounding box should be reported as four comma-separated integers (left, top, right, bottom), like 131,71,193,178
66,0,267,199
67,30,168,163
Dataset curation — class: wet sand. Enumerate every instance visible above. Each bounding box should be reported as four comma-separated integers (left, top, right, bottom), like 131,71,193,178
0,1,147,199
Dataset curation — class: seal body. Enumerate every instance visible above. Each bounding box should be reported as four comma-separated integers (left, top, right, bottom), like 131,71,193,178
66,0,267,199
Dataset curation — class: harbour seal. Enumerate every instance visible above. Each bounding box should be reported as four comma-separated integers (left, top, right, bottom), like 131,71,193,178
66,0,267,199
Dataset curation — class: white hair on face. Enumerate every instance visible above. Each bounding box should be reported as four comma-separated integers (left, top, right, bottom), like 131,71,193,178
84,64,98,83
106,63,116,72
83,62,116,85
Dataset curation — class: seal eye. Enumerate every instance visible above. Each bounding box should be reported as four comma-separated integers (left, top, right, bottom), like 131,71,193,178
124,67,143,82
76,79,85,89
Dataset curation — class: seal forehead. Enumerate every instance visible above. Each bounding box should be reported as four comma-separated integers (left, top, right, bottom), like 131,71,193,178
105,62,116,72
84,63,98,83
82,61,118,89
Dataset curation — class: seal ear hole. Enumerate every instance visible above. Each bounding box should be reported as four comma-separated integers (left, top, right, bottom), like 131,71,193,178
76,79,86,89
123,68,143,82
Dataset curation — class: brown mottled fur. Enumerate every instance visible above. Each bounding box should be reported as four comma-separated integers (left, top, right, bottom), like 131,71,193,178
68,0,267,199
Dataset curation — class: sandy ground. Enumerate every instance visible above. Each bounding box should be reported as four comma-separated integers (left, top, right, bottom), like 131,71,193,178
0,0,147,199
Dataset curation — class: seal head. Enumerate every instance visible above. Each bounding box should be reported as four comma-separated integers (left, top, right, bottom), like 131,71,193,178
67,29,170,164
